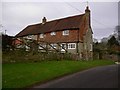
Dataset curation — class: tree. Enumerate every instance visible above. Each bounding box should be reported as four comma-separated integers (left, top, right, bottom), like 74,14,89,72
107,36,119,47
2,34,14,51
107,36,119,54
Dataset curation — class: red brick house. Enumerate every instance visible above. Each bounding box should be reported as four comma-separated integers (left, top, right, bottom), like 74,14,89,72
15,6,93,60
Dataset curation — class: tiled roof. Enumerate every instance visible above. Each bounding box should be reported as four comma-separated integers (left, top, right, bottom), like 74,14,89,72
16,14,86,37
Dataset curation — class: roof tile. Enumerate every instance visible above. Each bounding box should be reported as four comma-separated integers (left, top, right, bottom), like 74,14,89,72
16,14,85,37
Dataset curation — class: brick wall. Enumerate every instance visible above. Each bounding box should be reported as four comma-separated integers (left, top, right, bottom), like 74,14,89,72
38,30,79,43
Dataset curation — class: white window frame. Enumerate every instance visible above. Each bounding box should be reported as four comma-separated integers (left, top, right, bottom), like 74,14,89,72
40,33,44,38
68,43,76,49
63,30,69,35
90,44,92,51
50,32,56,36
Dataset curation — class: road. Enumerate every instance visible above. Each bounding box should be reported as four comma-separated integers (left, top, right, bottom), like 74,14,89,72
33,64,119,88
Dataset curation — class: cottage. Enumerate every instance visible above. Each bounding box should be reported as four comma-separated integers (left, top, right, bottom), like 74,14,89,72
15,6,93,60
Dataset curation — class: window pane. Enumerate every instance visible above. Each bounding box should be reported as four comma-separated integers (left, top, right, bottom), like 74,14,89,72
68,43,76,49
63,30,69,35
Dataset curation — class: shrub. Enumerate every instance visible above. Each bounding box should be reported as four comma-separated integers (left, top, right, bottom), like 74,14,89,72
2,50,77,63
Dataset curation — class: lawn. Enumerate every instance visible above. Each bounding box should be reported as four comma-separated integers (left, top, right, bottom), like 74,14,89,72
2,60,115,88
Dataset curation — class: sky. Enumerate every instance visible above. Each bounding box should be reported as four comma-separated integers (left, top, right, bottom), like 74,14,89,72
0,0,119,41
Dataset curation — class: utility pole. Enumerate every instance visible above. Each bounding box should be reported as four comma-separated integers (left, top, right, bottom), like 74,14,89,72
5,30,7,35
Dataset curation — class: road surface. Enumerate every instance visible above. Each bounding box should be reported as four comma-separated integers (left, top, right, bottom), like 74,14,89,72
32,64,119,88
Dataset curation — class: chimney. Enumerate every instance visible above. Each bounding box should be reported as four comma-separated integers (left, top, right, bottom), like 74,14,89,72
85,6,91,28
42,17,47,24
85,6,90,13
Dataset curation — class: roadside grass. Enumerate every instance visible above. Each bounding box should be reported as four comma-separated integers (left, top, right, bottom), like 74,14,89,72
2,60,115,88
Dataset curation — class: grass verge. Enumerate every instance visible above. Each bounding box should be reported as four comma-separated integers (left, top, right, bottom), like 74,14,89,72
2,60,115,88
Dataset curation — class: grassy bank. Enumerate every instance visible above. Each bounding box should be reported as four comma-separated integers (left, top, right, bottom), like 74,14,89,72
2,60,115,88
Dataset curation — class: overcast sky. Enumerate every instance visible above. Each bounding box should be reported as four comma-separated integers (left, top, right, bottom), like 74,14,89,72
1,0,119,41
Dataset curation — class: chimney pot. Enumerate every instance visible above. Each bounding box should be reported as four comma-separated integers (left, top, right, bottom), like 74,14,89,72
42,17,47,24
85,6,90,13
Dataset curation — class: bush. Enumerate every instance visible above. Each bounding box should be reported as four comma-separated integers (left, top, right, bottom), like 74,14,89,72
2,50,77,63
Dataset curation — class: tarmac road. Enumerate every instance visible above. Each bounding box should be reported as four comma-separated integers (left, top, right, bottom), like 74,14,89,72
33,64,119,88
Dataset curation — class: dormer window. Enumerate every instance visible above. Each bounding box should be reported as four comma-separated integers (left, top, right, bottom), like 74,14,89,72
63,30,69,35
50,32,56,36
40,33,44,38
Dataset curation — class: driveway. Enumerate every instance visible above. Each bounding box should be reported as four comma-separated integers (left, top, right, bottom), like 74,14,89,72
32,64,119,88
